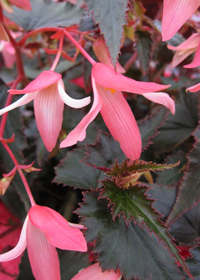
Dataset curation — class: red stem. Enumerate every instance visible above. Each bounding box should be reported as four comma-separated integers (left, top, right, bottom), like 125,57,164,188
50,32,64,71
64,30,96,66
18,27,61,46
0,77,22,137
2,141,35,206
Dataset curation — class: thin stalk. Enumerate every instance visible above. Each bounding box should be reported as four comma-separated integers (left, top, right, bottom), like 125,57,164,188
0,77,22,137
64,29,96,66
1,142,36,206
50,32,64,71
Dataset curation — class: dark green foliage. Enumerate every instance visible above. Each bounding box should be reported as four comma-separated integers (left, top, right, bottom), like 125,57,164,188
84,0,128,66
136,30,153,74
77,191,184,280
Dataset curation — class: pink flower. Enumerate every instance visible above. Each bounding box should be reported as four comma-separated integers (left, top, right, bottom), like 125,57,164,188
60,63,175,161
162,0,200,41
0,71,90,151
0,205,87,280
71,263,121,280
168,33,200,68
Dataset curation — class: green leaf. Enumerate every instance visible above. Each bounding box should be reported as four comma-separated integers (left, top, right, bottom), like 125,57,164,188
100,179,189,275
5,0,83,31
108,159,179,177
84,132,126,171
152,90,199,153
135,30,153,74
147,184,200,246
156,150,187,185
168,123,200,224
54,148,103,190
147,183,176,219
84,0,128,66
77,190,184,280
0,81,30,212
139,106,168,150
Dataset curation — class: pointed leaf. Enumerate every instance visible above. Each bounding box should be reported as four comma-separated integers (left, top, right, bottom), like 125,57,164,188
100,180,189,275
54,148,103,190
152,90,199,153
139,106,168,150
77,191,185,280
168,123,200,223
84,132,126,171
156,151,187,185
84,0,128,66
136,30,153,75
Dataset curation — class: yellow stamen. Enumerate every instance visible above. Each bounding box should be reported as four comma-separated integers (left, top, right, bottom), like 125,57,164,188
105,88,117,94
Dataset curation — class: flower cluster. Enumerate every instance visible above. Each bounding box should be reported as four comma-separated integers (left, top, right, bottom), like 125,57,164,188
1,0,200,279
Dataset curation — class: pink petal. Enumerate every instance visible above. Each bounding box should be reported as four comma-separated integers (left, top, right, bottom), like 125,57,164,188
58,80,91,108
162,0,200,41
71,263,122,280
184,40,200,68
168,33,200,51
171,48,196,68
29,205,87,252
2,42,16,68
187,82,200,92
34,83,64,152
92,63,170,94
60,76,102,148
142,92,175,114
9,0,32,10
93,38,125,73
0,23,9,42
27,220,61,280
0,91,37,116
98,85,141,160
0,216,28,262
8,71,61,95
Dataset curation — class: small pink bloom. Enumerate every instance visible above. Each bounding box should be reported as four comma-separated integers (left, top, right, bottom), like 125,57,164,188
162,0,200,41
60,63,175,160
0,205,87,280
168,33,200,68
71,263,122,280
0,71,90,151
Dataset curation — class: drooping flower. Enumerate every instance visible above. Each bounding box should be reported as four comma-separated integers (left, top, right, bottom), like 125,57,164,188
0,0,32,13
60,61,175,161
162,0,200,41
71,263,121,280
0,204,87,280
168,33,200,68
0,71,91,151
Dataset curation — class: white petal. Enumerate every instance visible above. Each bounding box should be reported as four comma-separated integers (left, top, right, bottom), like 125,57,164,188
0,216,28,261
0,92,37,116
58,81,90,109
